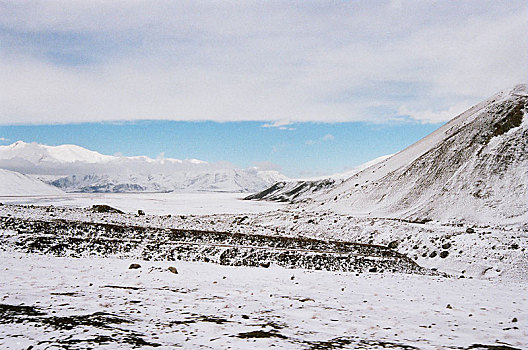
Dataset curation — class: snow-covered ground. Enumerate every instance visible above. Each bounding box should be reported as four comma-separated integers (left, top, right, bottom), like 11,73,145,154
0,192,284,215
0,251,525,349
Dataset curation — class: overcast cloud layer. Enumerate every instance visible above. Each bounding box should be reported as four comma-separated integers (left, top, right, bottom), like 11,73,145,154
1,0,526,125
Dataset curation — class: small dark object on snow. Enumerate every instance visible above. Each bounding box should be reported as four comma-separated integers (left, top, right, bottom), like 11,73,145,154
91,205,124,214
441,242,452,249
388,241,399,249
368,267,377,273
510,243,519,250
446,304,453,309
129,263,141,269
440,251,449,258
290,275,295,280
138,210,145,216
242,314,250,319
260,262,270,268
466,227,475,233
512,317,518,323
168,266,178,274
429,251,438,258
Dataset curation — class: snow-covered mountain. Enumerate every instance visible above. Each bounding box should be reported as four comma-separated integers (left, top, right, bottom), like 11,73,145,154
46,168,286,193
314,84,527,224
0,142,287,193
251,84,528,225
244,155,392,202
0,169,64,196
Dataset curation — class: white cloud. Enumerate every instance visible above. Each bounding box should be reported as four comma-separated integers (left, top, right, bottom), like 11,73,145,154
261,121,296,130
0,1,526,125
0,138,10,142
306,133,335,145
397,102,474,123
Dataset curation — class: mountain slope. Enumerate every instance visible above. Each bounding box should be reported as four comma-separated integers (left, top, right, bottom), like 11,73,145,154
0,142,287,193
244,155,391,202
310,84,527,225
0,169,64,196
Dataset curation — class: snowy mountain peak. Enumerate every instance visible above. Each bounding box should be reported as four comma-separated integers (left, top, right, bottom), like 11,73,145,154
311,84,527,225
0,141,115,164
250,84,527,225
0,141,288,193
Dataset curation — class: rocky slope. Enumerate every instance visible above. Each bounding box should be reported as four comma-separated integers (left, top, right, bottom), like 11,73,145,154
244,155,391,202
252,85,528,225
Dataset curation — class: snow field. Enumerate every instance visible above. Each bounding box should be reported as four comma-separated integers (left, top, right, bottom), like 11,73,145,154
0,251,526,349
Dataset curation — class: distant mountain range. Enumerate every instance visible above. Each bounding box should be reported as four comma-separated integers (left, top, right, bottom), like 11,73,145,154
248,84,528,225
0,142,287,193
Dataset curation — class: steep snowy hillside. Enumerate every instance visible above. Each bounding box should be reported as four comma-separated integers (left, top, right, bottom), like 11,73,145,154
0,142,287,193
245,155,391,202
0,169,64,196
311,84,528,225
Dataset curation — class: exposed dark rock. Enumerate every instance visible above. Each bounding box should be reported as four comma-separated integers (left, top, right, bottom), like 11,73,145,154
91,205,124,214
440,251,449,259
0,216,434,275
129,263,141,269
168,266,178,274
442,242,452,249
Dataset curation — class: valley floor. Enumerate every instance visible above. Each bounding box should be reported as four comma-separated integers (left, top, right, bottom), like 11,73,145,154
0,195,526,349
1,251,526,350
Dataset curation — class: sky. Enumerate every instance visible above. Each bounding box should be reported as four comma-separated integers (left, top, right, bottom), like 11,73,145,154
0,1,526,177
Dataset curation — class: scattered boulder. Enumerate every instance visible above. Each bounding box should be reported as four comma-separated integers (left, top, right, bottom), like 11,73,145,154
168,266,178,274
388,240,399,249
510,243,519,250
138,210,145,216
440,251,449,259
446,304,453,309
129,263,141,269
368,267,377,273
512,317,518,323
441,243,452,249
466,227,475,233
91,205,124,214
429,251,438,258
260,262,270,268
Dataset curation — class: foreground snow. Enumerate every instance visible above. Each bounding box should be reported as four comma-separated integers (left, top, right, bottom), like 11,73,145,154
0,251,525,349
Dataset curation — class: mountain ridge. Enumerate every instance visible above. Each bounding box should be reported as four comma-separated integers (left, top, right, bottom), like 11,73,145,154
250,84,528,225
0,142,287,193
